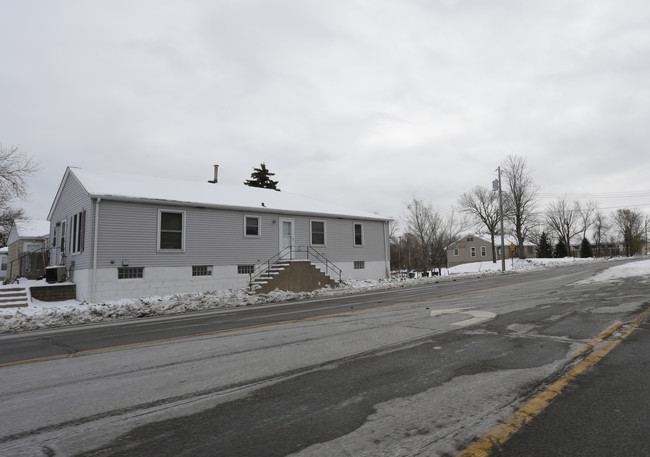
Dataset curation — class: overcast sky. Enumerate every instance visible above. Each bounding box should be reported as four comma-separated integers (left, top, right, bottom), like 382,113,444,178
2,0,650,232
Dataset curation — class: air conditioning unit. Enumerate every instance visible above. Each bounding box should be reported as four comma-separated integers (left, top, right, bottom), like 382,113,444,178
46,266,67,283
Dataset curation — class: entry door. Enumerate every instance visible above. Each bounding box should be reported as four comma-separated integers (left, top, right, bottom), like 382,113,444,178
279,218,295,259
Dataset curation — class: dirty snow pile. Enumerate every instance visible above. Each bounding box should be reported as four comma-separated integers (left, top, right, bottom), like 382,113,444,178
1,257,647,333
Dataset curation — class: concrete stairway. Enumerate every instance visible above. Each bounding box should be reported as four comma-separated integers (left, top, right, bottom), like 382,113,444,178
253,260,339,294
0,287,29,308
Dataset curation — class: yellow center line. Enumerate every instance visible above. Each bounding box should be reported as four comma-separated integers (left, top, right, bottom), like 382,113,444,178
454,304,650,457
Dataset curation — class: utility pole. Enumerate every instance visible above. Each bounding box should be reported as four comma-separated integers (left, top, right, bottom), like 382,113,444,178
493,167,506,272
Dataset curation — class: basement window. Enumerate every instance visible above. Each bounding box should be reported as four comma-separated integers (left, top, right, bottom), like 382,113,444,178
118,267,144,279
354,261,365,270
238,265,255,274
192,265,213,276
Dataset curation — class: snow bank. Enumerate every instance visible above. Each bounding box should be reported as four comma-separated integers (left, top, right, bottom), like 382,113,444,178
0,257,646,333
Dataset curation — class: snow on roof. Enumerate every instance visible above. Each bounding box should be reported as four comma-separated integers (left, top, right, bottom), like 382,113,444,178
68,168,390,221
14,220,50,238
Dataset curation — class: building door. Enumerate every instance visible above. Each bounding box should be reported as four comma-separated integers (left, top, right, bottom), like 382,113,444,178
279,218,295,259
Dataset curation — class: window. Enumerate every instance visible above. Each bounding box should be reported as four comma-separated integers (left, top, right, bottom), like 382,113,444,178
192,265,212,276
467,236,474,242
244,215,261,237
71,210,86,254
118,267,144,279
354,223,363,246
1,256,6,271
238,264,255,274
354,261,365,269
454,248,459,256
159,210,185,251
471,247,476,257
481,246,487,257
60,220,66,254
310,220,326,246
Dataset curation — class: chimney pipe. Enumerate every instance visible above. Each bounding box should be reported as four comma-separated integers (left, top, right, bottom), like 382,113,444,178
208,164,219,183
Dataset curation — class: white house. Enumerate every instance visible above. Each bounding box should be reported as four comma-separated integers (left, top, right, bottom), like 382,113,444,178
48,167,391,302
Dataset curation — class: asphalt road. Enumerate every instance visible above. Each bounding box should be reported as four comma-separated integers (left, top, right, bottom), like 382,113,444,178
0,259,648,457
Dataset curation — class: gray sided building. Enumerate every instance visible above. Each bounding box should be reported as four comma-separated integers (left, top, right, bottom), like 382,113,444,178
47,167,391,302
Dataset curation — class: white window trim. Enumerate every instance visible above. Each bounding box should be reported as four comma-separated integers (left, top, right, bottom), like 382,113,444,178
471,247,476,257
353,222,364,247
454,248,459,256
70,210,85,255
157,209,186,252
244,215,262,238
481,246,487,257
310,219,327,246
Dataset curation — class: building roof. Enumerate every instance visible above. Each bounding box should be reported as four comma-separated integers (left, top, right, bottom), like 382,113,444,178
49,167,390,221
13,219,50,238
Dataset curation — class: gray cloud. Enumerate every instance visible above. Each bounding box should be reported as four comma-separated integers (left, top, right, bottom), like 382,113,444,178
2,0,650,225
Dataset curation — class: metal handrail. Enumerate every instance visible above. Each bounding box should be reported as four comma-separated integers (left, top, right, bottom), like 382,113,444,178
248,245,342,290
305,246,342,281
7,248,50,282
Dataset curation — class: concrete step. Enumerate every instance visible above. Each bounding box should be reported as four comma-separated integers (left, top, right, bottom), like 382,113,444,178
0,287,29,308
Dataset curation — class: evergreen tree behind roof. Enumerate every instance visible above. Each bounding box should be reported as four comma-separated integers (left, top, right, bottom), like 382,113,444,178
244,163,280,190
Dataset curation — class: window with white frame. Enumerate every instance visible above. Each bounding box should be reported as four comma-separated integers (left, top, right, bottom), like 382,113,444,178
481,246,487,257
192,265,212,276
118,267,144,279
354,260,365,269
238,264,255,274
70,210,86,254
158,210,185,251
353,223,363,246
310,220,326,246
244,215,261,237
454,248,459,256
471,247,476,257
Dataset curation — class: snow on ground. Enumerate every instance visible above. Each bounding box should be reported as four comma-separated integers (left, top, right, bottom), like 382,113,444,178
1,257,648,334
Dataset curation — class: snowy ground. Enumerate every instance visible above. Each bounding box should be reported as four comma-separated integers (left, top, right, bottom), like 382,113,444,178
1,257,648,333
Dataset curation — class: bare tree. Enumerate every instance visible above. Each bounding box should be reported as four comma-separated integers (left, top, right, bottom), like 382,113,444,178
458,186,500,263
430,207,466,273
501,155,538,258
577,200,598,240
405,198,434,270
546,197,582,256
0,206,25,247
612,208,644,256
592,211,609,257
0,144,38,205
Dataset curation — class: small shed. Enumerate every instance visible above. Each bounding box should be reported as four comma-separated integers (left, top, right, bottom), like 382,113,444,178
6,220,50,281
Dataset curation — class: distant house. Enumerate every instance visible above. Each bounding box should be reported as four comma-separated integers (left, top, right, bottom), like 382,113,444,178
447,234,535,268
48,167,391,302
5,220,51,282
